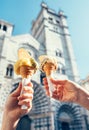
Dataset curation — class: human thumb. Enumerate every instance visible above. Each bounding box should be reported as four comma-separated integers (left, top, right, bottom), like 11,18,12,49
11,82,22,97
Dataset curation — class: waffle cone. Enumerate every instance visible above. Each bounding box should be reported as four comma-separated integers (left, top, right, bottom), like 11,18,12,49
39,55,58,72
45,69,51,76
20,67,31,78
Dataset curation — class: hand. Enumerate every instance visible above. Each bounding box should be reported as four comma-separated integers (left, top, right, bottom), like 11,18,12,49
43,78,79,103
3,82,33,123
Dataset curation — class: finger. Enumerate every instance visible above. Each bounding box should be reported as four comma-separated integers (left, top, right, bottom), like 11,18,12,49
11,82,22,97
44,85,50,96
50,78,67,85
27,82,33,88
43,77,47,82
52,90,63,101
22,86,34,94
18,99,32,108
44,84,49,90
46,90,50,96
43,84,50,96
18,93,33,101
57,85,63,92
43,78,48,85
52,93,59,100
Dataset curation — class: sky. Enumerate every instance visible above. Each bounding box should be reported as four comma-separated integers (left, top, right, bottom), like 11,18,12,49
0,0,89,79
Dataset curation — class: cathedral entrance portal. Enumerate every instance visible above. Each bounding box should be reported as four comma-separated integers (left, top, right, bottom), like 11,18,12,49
61,122,70,130
58,111,71,130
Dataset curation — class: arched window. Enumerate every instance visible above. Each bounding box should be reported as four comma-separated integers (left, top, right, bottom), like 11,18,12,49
6,64,13,78
3,25,7,31
57,63,66,75
55,49,62,57
48,17,53,24
56,20,60,24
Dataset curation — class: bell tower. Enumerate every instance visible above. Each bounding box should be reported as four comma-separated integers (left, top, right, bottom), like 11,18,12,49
31,2,80,82
0,19,14,36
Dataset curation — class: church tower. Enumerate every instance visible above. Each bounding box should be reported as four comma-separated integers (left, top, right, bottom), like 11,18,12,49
30,3,87,130
31,2,80,82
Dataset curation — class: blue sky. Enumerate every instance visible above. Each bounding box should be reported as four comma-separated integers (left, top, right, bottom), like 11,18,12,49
0,0,89,79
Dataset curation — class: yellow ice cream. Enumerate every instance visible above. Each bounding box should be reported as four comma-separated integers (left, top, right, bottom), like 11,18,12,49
14,58,38,75
14,48,38,76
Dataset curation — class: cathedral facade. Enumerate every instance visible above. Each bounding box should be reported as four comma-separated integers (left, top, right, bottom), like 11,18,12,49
0,2,89,130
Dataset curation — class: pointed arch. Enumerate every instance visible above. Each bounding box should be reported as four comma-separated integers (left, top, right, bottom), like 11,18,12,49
53,102,84,130
6,64,13,78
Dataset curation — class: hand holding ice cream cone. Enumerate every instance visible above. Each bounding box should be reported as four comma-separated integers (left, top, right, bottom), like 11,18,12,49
14,48,38,109
39,55,58,96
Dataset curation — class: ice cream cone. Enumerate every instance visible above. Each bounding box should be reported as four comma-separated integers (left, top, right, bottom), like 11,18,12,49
45,69,51,77
39,55,58,97
39,55,58,72
43,62,56,77
14,48,38,109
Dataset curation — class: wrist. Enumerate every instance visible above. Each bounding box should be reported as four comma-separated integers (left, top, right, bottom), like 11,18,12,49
1,110,19,130
76,87,89,110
